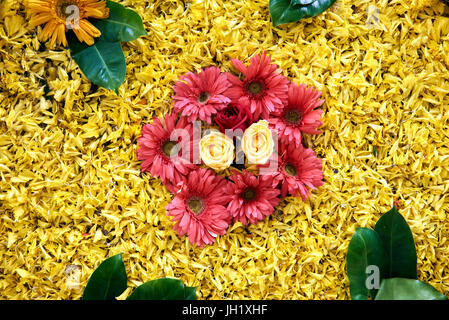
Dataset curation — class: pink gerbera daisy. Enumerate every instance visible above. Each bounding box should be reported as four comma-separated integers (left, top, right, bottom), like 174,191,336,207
268,83,324,148
225,52,289,120
137,113,197,192
166,168,231,247
173,66,231,124
260,142,324,200
224,170,280,226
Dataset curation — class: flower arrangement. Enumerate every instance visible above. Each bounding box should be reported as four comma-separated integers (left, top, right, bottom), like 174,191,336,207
137,53,325,247
26,0,147,92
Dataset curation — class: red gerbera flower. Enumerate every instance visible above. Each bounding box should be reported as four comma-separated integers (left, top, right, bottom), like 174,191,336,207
225,52,289,120
224,170,280,226
173,66,231,124
137,113,197,192
166,168,232,247
260,142,323,200
268,83,324,148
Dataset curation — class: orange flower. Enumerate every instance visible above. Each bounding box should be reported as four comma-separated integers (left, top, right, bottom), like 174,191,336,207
27,0,109,47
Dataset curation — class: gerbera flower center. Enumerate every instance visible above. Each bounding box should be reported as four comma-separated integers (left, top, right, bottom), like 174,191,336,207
284,163,297,177
56,0,79,20
285,109,302,124
242,188,257,201
162,141,178,157
187,197,205,215
247,81,264,95
198,92,210,104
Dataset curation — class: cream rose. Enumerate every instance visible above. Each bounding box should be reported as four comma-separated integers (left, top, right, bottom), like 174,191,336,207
242,120,274,165
199,131,235,171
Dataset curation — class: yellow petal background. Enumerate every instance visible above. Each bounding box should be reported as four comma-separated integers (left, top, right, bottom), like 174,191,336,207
1,0,449,299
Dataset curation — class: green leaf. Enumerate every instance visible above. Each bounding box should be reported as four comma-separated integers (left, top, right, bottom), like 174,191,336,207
374,206,417,279
82,253,127,300
346,228,387,300
375,278,448,300
95,1,147,42
127,278,197,300
66,0,146,91
184,285,198,300
269,0,337,27
68,32,126,93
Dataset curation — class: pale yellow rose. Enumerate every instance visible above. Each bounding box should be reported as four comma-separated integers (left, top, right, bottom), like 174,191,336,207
199,131,235,171
242,120,274,164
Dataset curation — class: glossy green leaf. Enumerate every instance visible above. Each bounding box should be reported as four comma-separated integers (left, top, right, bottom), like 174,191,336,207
375,278,447,300
82,254,127,300
269,0,337,27
347,228,387,300
127,278,197,300
184,285,198,300
68,32,126,93
374,206,417,279
95,1,147,42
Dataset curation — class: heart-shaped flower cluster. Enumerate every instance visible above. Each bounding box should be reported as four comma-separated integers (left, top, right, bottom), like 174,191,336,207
137,53,325,247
